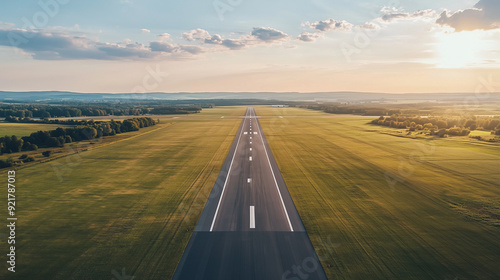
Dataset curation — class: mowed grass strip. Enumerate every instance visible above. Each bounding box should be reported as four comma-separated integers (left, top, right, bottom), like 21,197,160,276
0,117,241,280
258,109,500,280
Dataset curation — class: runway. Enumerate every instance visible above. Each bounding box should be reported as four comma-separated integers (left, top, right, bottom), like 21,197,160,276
173,107,327,279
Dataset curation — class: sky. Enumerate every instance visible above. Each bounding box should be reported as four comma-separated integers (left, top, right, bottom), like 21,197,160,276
0,0,499,93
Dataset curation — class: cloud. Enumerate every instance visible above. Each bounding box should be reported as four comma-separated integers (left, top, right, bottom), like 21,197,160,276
184,27,289,50
299,19,378,42
98,42,155,59
179,45,204,54
297,32,321,42
0,28,200,60
204,34,223,45
202,34,245,50
157,33,171,41
304,19,353,32
183,28,210,41
149,41,177,52
251,27,289,41
381,9,435,22
436,0,500,31
141,28,151,33
355,22,380,30
0,24,294,61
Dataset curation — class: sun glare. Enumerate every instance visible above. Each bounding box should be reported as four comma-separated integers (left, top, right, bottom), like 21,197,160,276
435,31,487,68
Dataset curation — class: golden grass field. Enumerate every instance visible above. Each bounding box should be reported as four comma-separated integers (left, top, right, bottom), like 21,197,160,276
1,106,499,279
257,106,500,279
1,108,243,280
0,122,71,137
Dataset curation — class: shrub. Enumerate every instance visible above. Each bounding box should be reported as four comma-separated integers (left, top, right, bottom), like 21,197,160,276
23,156,35,163
0,159,13,168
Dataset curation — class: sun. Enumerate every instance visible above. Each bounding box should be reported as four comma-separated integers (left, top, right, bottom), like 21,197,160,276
435,30,487,68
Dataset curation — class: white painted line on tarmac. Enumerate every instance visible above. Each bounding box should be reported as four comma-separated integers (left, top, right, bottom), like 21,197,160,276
244,132,248,135
249,156,252,161
250,148,252,151
247,178,252,183
210,112,247,232
257,121,294,232
254,132,258,134
250,206,255,229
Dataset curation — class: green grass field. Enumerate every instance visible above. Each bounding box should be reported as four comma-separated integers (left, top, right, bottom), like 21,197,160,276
0,116,241,280
1,106,499,280
0,122,70,137
256,107,500,279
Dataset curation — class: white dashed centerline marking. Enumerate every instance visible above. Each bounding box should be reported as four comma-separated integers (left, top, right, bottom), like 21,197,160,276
249,156,252,161
244,132,248,135
210,109,248,232
250,148,252,151
250,206,255,229
247,178,252,183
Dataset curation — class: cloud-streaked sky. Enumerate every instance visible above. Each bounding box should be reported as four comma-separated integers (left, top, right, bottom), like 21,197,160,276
0,0,499,93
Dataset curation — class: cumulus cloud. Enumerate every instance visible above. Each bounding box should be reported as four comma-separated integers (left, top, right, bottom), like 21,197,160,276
149,41,177,52
0,28,201,60
141,28,151,33
179,45,204,54
380,9,435,22
304,19,353,32
250,27,289,41
221,38,246,50
436,0,500,31
0,24,294,61
204,34,223,45
157,33,171,42
297,32,321,42
182,28,210,41
182,27,288,50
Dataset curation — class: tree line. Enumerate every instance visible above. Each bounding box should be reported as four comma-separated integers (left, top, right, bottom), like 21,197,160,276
0,117,156,155
370,115,500,137
5,116,100,125
302,104,402,116
0,104,201,119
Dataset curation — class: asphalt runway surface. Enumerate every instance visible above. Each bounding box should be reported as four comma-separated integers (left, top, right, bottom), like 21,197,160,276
173,107,327,280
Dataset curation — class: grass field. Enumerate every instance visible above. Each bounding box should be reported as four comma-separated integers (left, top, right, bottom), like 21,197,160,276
0,116,241,280
0,122,70,137
256,106,500,279
1,106,499,280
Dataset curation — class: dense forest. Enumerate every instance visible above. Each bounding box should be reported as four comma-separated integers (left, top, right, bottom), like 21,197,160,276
0,117,156,155
370,115,500,137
